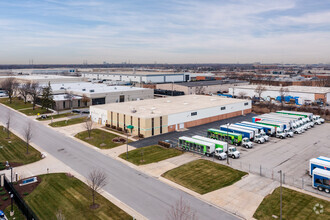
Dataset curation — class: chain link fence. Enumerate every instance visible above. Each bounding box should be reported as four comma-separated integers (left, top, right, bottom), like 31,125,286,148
227,159,329,197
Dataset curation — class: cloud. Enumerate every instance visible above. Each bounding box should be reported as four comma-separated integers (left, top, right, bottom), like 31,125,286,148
0,0,329,64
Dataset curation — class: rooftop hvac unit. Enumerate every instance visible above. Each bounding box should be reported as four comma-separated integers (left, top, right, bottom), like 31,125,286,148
131,108,137,113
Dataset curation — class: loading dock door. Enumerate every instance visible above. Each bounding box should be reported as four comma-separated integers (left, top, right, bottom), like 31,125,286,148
177,123,184,130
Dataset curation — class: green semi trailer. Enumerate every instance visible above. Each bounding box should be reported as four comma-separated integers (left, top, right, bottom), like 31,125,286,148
207,128,242,146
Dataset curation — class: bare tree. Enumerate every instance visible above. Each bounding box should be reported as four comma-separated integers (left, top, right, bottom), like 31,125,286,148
19,82,31,104
6,111,10,139
87,169,108,208
55,210,65,220
238,91,247,99
194,86,205,95
254,85,266,101
279,87,289,107
1,77,18,103
24,123,33,154
85,117,93,138
29,82,41,110
82,94,91,107
166,196,198,220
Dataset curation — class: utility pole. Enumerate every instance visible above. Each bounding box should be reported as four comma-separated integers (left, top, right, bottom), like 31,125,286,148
226,123,229,165
278,170,282,220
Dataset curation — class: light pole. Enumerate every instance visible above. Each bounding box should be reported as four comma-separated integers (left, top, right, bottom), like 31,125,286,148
278,170,282,220
226,123,230,165
126,125,134,159
10,167,13,183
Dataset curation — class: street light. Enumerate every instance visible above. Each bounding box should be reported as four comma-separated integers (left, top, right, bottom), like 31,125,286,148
126,125,134,159
278,170,283,220
226,123,230,165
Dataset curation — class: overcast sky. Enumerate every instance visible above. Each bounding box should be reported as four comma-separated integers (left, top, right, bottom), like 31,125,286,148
0,0,330,64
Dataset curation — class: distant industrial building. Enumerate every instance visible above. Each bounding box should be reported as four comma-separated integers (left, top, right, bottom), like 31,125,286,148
229,85,330,105
0,75,84,84
156,80,248,95
81,71,189,84
49,82,153,110
90,95,251,138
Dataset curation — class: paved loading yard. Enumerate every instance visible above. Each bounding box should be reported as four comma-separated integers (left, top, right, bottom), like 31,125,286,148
130,113,257,148
131,113,330,196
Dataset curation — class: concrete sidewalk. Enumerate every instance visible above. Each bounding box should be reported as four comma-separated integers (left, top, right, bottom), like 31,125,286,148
0,136,146,220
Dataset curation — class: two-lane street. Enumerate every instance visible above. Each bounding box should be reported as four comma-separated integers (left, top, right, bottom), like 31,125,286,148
0,104,239,220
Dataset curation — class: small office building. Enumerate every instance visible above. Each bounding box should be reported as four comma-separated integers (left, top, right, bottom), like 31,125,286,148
156,80,248,95
49,82,154,110
90,95,252,138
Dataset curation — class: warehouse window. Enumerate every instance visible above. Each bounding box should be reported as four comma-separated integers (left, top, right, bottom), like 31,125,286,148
117,113,119,128
191,112,197,116
110,112,113,126
151,118,154,136
160,117,163,134
244,102,249,106
138,118,140,136
78,100,80,107
221,107,226,110
131,116,133,125
123,115,126,129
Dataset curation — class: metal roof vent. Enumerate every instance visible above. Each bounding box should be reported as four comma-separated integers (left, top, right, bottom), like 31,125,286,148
90,89,94,92
82,88,86,91
131,108,137,113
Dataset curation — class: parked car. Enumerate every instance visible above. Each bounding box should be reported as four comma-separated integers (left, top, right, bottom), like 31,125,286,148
72,109,81,113
82,110,90,114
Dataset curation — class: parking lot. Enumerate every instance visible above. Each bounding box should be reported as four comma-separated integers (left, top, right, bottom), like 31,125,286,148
131,113,330,196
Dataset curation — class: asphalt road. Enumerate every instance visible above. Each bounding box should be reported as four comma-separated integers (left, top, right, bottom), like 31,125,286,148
0,104,239,220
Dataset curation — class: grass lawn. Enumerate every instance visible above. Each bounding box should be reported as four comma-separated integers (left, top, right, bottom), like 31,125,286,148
0,126,40,169
4,204,25,220
162,159,247,194
25,173,131,220
49,116,87,127
36,112,77,121
0,98,33,110
119,145,183,165
19,107,51,116
75,129,129,149
254,187,330,220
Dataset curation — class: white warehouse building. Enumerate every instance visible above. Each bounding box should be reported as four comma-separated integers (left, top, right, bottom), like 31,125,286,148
90,95,252,138
81,71,189,83
47,82,154,110
229,85,330,105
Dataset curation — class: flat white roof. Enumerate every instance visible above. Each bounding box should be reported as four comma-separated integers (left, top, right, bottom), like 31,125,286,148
48,82,150,94
233,85,330,94
53,94,82,101
91,95,250,118
0,75,80,80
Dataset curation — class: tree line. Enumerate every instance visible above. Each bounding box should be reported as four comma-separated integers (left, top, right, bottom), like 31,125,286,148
1,78,54,110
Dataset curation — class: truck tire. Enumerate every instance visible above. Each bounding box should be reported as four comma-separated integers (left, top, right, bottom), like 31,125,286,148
245,145,249,149
258,140,261,144
325,188,330,193
235,143,238,146
318,186,323,191
232,155,235,159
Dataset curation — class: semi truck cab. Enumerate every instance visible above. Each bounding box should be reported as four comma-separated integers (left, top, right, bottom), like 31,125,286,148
284,129,294,138
254,134,265,144
260,131,269,141
214,148,227,160
276,130,286,139
227,147,240,159
241,137,253,148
